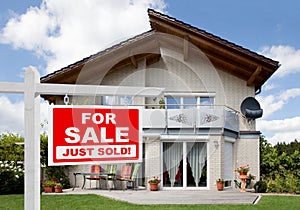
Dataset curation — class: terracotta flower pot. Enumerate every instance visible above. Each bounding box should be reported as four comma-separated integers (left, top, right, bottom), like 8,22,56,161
216,182,224,191
239,172,247,176
44,186,54,193
55,187,63,193
149,183,159,191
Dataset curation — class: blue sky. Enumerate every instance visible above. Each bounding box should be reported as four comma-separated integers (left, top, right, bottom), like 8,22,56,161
0,0,300,145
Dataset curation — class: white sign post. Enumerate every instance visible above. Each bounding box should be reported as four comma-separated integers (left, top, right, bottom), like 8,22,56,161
24,68,41,210
0,67,164,210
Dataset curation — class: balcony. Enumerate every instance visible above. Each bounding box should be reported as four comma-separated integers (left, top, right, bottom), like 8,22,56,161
142,106,239,133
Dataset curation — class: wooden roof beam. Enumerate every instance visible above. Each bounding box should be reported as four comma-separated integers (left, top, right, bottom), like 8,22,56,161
130,56,138,69
183,35,189,61
247,66,262,86
151,19,276,69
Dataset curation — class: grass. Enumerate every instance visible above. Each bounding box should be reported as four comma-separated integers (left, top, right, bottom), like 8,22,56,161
0,194,299,210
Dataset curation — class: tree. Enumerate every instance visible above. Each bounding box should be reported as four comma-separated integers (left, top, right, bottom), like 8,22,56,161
260,135,300,193
275,139,300,156
259,135,280,179
0,133,24,162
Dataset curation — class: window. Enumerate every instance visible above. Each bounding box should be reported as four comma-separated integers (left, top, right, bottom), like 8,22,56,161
183,97,197,109
163,142,207,188
200,97,214,106
166,97,180,109
224,142,233,187
102,96,133,105
165,95,214,109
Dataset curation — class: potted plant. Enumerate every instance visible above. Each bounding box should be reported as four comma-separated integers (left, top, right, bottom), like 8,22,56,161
148,176,161,191
216,178,225,191
54,183,63,193
42,180,55,193
235,164,250,175
246,174,255,189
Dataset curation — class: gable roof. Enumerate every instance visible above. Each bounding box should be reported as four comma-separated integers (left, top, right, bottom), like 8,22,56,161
147,9,280,90
41,9,279,92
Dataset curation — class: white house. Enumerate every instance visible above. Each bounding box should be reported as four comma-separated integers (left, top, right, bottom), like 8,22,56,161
41,9,279,190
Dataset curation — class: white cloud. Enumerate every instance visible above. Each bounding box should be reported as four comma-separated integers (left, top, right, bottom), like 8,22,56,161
260,45,300,77
257,88,300,118
257,88,300,144
0,0,165,135
258,45,300,144
0,96,49,136
263,83,276,91
0,96,24,134
257,117,300,145
0,0,166,74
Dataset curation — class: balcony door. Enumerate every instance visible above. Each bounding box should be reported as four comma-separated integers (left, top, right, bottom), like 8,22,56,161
162,141,207,189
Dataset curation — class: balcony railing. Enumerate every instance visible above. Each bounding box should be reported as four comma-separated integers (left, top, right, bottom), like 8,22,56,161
142,105,239,132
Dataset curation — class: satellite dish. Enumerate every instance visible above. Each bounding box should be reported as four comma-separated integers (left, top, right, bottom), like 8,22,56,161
240,97,263,119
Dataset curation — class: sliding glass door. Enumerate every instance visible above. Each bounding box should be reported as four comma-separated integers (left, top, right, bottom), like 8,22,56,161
163,141,207,189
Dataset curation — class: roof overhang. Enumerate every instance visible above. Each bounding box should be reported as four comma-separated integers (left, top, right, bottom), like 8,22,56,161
148,9,280,91
41,9,280,99
41,31,161,85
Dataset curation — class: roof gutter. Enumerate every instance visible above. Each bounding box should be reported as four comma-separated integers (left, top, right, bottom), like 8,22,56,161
255,87,262,95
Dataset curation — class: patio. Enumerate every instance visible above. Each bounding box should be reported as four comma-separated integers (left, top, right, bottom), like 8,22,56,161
52,188,260,205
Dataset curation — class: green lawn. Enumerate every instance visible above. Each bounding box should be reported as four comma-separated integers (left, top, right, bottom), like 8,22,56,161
0,194,299,210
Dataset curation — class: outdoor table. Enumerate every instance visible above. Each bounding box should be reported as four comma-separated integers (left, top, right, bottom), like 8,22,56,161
71,172,109,190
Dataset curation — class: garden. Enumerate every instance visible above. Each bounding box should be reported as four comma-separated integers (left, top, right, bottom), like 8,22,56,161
0,133,300,196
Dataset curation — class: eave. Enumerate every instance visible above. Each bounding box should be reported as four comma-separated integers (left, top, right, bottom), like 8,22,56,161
148,9,280,90
41,31,161,85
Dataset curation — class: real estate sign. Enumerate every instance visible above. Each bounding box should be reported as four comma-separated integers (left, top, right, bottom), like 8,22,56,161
48,106,142,165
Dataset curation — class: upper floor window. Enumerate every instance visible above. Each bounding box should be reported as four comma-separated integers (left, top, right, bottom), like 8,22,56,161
200,97,214,106
165,95,214,109
166,97,180,109
102,96,133,106
183,97,197,109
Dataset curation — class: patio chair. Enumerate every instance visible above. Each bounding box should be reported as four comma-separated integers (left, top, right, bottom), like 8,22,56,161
127,163,141,190
86,165,101,189
234,180,241,188
116,164,132,190
101,164,117,190
117,163,140,190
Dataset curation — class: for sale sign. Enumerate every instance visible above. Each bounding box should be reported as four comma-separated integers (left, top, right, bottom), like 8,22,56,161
48,106,142,165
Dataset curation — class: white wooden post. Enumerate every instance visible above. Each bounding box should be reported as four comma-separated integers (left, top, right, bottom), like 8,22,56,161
24,67,40,210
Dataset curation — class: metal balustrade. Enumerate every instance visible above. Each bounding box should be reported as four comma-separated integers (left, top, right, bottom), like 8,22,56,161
142,105,239,132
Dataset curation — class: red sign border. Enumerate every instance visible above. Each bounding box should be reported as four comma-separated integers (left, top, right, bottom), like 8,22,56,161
48,105,143,166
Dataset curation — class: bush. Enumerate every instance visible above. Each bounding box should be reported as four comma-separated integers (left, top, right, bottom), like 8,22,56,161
0,161,24,194
267,173,300,194
44,166,71,189
254,180,267,193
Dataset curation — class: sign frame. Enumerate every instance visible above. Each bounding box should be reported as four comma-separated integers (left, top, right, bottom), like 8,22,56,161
48,105,143,165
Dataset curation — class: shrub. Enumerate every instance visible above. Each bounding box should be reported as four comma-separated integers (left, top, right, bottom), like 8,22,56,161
41,133,71,189
42,180,56,187
267,173,300,194
254,180,267,193
0,161,24,194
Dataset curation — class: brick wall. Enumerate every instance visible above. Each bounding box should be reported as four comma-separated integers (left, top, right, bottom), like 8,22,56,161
235,138,260,181
144,137,161,187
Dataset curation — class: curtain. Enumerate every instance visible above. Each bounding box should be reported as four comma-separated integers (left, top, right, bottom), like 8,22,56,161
187,142,207,187
163,142,183,186
163,142,207,187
